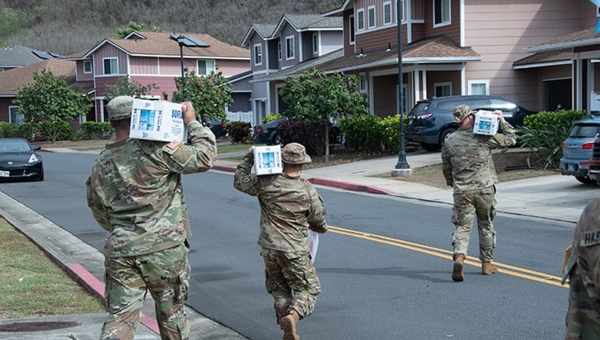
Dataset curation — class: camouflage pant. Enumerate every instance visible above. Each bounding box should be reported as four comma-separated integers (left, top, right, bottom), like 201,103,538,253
452,187,496,262
565,269,600,340
261,249,321,320
101,244,190,340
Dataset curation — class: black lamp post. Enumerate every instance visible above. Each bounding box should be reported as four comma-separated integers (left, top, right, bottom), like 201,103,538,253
392,2,411,177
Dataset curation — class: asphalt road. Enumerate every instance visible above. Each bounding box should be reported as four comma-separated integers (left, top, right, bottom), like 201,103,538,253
0,152,575,340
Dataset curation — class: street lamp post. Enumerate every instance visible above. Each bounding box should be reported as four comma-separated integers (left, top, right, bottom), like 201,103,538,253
391,2,411,177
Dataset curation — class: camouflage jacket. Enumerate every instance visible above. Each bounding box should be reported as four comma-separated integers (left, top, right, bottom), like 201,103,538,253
86,121,217,258
233,155,327,254
442,118,517,192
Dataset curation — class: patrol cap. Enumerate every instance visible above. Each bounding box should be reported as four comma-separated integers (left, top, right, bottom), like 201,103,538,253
282,143,312,165
453,105,474,122
107,96,134,121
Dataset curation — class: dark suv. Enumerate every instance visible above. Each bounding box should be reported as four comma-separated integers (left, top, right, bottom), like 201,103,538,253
407,95,531,150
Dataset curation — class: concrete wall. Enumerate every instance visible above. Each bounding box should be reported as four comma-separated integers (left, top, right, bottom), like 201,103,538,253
464,0,595,110
92,43,128,75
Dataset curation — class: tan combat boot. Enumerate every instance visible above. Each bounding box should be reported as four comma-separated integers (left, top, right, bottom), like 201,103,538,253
482,261,497,275
452,254,465,282
280,310,300,340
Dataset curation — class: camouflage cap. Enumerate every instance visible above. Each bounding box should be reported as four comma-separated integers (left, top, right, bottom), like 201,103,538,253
107,96,134,121
453,105,474,122
282,143,312,165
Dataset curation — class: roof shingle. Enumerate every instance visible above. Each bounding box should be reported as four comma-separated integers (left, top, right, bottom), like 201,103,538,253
0,59,76,96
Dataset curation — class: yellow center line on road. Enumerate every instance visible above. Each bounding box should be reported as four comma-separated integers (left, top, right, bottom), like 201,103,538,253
328,226,568,289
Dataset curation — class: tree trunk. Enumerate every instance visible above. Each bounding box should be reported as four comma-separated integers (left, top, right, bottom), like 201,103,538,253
324,121,330,163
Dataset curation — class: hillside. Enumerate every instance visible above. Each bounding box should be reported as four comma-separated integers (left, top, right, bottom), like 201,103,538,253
0,0,344,54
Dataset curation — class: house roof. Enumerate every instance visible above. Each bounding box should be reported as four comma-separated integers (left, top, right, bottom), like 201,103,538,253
529,26,600,53
241,24,277,47
513,50,574,69
322,0,353,17
0,59,76,96
74,31,249,60
256,48,345,82
317,36,480,73
0,45,61,68
272,14,343,36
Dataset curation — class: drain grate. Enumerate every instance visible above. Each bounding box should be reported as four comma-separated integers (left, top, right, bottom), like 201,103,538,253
0,321,80,332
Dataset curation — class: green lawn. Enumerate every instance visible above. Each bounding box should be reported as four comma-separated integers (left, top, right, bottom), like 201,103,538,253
0,218,103,319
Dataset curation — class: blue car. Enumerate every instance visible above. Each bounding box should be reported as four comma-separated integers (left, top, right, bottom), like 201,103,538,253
560,116,600,184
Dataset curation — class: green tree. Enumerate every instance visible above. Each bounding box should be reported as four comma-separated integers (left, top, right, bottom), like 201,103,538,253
280,68,367,160
105,77,158,102
115,21,145,39
15,71,90,142
172,72,232,121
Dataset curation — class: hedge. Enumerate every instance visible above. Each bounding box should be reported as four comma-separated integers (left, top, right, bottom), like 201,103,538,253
226,122,252,143
340,114,407,153
79,121,113,140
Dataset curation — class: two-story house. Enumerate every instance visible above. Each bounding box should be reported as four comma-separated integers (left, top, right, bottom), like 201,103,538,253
70,31,250,122
318,0,597,117
242,15,344,124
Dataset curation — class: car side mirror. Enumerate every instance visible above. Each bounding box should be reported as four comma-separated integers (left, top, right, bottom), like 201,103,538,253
32,145,41,151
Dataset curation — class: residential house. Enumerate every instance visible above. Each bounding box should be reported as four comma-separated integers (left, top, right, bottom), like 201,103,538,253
70,31,250,122
241,15,344,124
318,0,597,116
0,45,62,72
226,70,254,125
0,59,77,123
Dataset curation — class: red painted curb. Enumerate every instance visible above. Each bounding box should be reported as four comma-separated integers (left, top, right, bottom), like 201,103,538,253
213,165,236,172
308,178,390,195
67,263,161,334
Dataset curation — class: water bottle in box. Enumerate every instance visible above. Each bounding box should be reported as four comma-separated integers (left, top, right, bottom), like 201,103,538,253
473,110,499,136
253,145,283,176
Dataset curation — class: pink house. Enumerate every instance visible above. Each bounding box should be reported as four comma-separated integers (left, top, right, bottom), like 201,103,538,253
70,31,250,122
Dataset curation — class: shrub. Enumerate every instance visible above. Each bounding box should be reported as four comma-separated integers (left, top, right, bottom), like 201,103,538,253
0,122,33,139
264,113,282,124
340,114,409,153
80,121,113,140
226,122,251,143
521,110,587,168
278,120,328,156
37,120,74,142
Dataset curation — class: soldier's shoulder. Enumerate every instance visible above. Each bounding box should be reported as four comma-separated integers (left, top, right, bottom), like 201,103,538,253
576,199,600,234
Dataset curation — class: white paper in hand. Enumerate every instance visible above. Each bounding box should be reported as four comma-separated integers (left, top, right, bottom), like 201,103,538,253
130,99,185,143
309,231,320,264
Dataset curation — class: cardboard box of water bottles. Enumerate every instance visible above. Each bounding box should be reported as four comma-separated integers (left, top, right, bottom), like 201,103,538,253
253,145,283,176
473,110,499,136
130,99,185,143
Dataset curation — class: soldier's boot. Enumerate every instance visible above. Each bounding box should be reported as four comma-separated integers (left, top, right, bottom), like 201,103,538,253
481,261,497,275
280,311,300,340
452,254,465,282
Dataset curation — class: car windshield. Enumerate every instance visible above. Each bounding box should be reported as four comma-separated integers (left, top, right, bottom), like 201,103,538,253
0,140,31,153
411,102,430,114
569,124,600,138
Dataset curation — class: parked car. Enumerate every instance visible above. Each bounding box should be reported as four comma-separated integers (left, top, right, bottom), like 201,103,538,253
560,116,600,184
0,138,44,181
254,119,285,145
585,135,600,184
407,95,532,150
205,117,227,139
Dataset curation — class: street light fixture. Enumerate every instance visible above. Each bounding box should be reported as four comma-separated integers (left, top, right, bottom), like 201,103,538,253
391,2,411,177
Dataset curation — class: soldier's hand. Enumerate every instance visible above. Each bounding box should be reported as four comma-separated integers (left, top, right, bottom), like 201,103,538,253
182,102,197,124
309,224,328,234
244,148,254,164
494,110,505,121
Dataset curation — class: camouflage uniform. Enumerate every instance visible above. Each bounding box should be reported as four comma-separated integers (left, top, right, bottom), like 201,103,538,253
564,199,600,339
86,96,217,340
441,106,516,262
233,143,327,321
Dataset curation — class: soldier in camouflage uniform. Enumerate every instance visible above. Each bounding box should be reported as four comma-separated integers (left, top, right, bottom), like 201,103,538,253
441,105,516,282
233,143,327,340
563,199,600,339
86,96,217,340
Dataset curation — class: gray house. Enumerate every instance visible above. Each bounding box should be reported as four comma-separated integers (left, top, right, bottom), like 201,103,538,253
241,14,344,124
0,45,61,72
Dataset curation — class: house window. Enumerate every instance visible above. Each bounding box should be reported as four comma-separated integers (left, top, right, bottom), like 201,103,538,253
198,59,216,75
368,6,376,29
357,8,365,31
313,33,319,54
383,1,393,25
8,106,24,125
434,82,453,98
434,0,451,27
83,60,92,74
278,40,282,60
254,44,263,66
349,14,355,44
103,57,119,75
359,74,368,93
286,36,295,60
468,80,490,95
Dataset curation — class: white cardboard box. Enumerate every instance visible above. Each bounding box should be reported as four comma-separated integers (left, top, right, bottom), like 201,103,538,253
130,99,185,143
473,110,499,136
253,145,283,176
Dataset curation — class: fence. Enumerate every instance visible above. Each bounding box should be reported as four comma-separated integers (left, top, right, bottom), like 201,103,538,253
226,111,256,127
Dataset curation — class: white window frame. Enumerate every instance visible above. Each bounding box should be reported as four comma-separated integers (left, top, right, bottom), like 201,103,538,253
367,5,377,29
357,8,365,31
359,73,368,93
278,40,282,60
383,1,393,26
8,106,24,124
433,81,453,98
285,35,295,60
433,0,451,28
253,43,263,66
197,59,216,75
349,14,356,45
83,60,92,74
468,80,490,95
103,57,119,75
312,32,319,54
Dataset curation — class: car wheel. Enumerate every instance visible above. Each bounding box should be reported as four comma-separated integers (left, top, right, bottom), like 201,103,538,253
440,128,457,146
34,169,44,182
575,176,596,185
270,133,282,146
421,143,440,152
